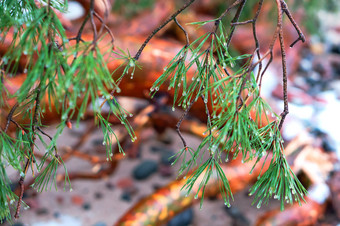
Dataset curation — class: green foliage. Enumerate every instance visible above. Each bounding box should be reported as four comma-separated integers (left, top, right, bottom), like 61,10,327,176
0,0,309,222
150,18,307,209
0,0,136,221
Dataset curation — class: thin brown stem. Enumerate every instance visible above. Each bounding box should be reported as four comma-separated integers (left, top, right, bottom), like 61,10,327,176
93,11,115,45
134,0,196,60
174,17,189,47
226,0,247,48
280,0,305,47
14,85,42,219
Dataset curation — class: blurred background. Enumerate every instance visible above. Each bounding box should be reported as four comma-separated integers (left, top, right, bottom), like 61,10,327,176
2,0,340,225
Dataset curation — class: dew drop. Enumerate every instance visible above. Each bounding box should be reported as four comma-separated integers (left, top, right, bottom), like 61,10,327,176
129,114,133,117
172,107,175,111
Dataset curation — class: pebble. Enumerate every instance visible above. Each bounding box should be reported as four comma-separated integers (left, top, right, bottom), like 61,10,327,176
36,207,49,215
121,191,132,202
71,195,84,206
53,212,61,218
224,206,250,226
82,203,91,210
160,151,175,166
105,182,115,190
150,146,173,153
13,223,24,226
92,222,107,226
132,160,158,180
94,192,103,200
167,208,194,226
117,178,134,189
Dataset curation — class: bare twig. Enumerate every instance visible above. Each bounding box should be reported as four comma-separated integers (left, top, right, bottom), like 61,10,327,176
134,0,196,60
93,11,115,45
174,17,189,47
15,86,42,219
280,0,305,47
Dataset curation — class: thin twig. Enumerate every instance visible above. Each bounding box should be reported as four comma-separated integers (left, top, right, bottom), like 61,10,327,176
93,11,115,45
275,0,289,130
174,17,189,47
15,86,42,219
280,0,305,47
226,0,247,48
134,0,196,60
89,0,97,48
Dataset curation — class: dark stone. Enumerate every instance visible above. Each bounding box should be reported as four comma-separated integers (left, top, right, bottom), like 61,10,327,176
94,192,103,199
13,223,24,226
36,207,49,215
150,146,173,153
160,151,175,166
121,191,132,202
105,182,115,190
331,44,340,55
132,160,158,180
152,184,162,191
92,222,107,226
159,135,173,144
322,136,336,152
82,203,91,210
224,206,250,226
167,208,194,226
92,139,104,146
53,212,61,218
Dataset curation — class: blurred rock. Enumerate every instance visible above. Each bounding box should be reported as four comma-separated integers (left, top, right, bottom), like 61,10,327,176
167,208,194,226
150,145,173,153
160,150,175,166
224,206,250,226
105,182,115,190
13,223,24,226
117,177,134,189
71,195,84,206
121,191,132,202
329,171,340,219
94,192,103,200
92,222,107,226
53,212,61,218
132,160,158,180
36,207,49,216
82,202,91,210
